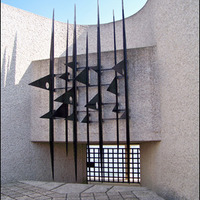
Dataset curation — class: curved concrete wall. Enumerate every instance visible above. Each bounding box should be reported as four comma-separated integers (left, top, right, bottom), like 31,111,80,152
1,0,199,199
140,0,199,200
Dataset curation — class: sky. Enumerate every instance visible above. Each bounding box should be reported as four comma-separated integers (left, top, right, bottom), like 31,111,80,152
1,0,148,25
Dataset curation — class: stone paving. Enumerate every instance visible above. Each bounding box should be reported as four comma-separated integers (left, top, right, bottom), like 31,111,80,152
1,181,165,200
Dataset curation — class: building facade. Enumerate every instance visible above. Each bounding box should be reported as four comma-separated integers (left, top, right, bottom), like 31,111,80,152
1,0,199,199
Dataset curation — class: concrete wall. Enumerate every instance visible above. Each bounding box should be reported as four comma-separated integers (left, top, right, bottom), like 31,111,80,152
140,0,199,200
30,47,161,143
1,1,156,184
1,0,199,199
1,3,87,184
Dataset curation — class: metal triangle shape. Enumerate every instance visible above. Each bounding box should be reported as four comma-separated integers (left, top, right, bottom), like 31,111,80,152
59,73,70,80
67,113,78,121
29,75,52,90
53,104,68,118
76,68,87,84
40,111,55,119
112,104,118,113
90,66,99,73
112,60,124,76
85,94,99,110
107,77,117,94
81,114,89,123
54,88,74,104
120,111,126,119
67,62,74,69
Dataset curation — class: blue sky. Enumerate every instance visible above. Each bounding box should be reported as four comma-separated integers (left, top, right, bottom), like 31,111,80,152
2,0,148,25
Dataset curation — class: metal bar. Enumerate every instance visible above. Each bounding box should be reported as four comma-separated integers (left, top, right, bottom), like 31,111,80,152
122,0,130,183
72,5,78,182
137,148,140,183
54,83,110,90
97,0,104,182
86,147,140,183
49,10,55,180
77,67,113,71
65,21,69,156
113,11,120,183
86,32,90,184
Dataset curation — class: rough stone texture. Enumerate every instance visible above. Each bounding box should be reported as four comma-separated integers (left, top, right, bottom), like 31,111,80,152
1,3,86,185
1,181,165,200
30,47,161,143
140,0,199,200
1,0,199,200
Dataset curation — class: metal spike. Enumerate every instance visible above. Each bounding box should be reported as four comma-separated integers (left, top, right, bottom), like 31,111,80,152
122,0,130,183
107,77,117,94
65,21,69,155
97,0,104,182
72,4,78,182
86,32,90,178
113,10,120,182
49,9,55,180
29,75,52,90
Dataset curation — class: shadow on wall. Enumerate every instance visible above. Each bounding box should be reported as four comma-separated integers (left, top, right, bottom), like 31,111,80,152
1,32,53,183
2,33,17,87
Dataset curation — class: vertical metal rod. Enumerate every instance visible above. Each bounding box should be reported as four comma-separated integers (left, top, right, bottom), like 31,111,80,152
113,10,120,182
86,32,90,184
49,10,55,180
72,5,78,182
137,148,140,183
122,0,130,183
65,21,69,156
97,0,104,182
86,33,90,182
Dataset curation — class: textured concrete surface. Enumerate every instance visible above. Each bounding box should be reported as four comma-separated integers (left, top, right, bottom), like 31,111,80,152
140,0,199,200
1,181,165,200
30,47,161,143
1,1,155,185
1,0,199,200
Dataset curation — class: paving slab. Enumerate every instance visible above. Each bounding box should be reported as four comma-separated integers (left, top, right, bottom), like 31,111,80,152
83,185,112,193
119,191,138,199
20,181,48,187
36,182,65,190
52,183,92,194
108,185,147,194
1,181,165,200
133,190,164,200
46,192,67,198
1,196,15,200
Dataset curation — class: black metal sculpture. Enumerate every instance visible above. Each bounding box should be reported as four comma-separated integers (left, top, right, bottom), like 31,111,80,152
72,5,78,182
122,0,130,183
97,0,104,182
64,21,69,155
113,10,120,182
30,10,55,180
29,0,131,183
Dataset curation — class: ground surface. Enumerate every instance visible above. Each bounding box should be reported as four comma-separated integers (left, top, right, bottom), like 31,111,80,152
1,181,165,200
